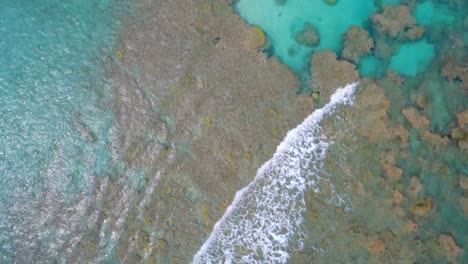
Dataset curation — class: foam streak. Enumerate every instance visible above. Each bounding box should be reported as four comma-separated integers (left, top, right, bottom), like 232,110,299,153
193,83,358,263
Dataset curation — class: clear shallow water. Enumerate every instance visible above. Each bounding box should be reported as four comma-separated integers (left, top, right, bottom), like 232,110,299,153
0,1,135,262
236,0,375,87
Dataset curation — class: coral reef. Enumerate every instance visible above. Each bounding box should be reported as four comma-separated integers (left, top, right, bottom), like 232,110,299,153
459,176,468,191
402,107,430,130
403,220,418,233
391,190,404,205
442,61,468,89
373,36,393,59
294,22,320,47
422,131,449,147
385,70,405,87
451,110,468,150
439,234,463,263
349,80,406,144
383,164,403,181
310,50,359,103
364,237,386,256
460,197,468,214
408,176,423,198
342,26,373,63
372,5,424,40
456,110,468,129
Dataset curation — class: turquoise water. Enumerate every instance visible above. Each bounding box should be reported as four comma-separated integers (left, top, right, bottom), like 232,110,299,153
0,1,134,262
229,0,468,262
388,39,435,76
236,0,464,84
236,0,375,87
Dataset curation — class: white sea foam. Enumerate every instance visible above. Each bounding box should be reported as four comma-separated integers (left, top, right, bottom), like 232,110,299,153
193,82,359,264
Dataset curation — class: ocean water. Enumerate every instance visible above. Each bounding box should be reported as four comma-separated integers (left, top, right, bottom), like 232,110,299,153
1,0,467,263
0,1,136,262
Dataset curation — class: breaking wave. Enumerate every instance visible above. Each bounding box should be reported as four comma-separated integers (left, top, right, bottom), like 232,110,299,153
193,82,359,263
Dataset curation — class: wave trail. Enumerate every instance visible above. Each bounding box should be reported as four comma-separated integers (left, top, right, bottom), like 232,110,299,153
193,82,359,263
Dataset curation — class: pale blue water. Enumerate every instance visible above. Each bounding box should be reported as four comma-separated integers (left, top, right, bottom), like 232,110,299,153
236,0,462,81
236,0,375,87
0,1,133,262
414,1,455,26
388,39,435,76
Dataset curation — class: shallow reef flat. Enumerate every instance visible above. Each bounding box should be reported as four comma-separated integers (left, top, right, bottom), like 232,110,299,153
2,0,465,263
84,0,320,262
230,0,467,263
105,0,467,263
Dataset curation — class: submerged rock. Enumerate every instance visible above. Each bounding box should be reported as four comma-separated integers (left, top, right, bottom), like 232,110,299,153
310,50,359,103
342,26,373,63
372,5,424,40
294,22,320,47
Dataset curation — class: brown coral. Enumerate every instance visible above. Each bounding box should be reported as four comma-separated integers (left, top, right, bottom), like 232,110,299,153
310,50,359,103
448,110,468,150
383,164,403,181
391,190,404,205
402,107,430,130
439,234,463,262
352,81,391,140
295,22,320,47
422,131,449,146
342,26,374,63
408,176,423,198
364,237,386,256
460,197,468,215
442,61,468,89
385,70,405,87
403,220,418,233
456,110,468,129
459,176,468,191
372,5,424,40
